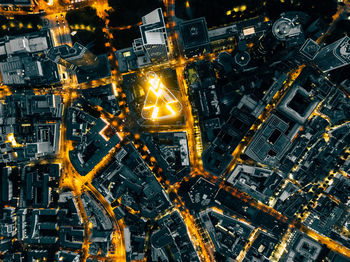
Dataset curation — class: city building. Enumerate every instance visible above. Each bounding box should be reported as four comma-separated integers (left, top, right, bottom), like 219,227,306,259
81,192,113,232
185,61,220,140
139,8,169,63
92,142,172,218
304,195,347,241
47,42,98,71
116,8,169,72
0,207,16,239
122,213,147,261
254,12,306,56
141,132,190,184
81,84,121,116
271,13,304,47
244,231,278,262
20,164,60,208
47,42,111,83
0,167,13,203
81,192,113,256
227,164,284,204
199,208,255,259
55,251,80,262
298,38,321,61
325,173,350,204
208,16,271,43
313,36,350,72
340,79,350,95
277,85,319,125
58,191,84,251
0,31,60,86
21,208,59,244
66,104,121,175
202,107,256,176
188,177,218,207
0,94,63,163
327,251,350,262
5,164,62,260
179,17,210,58
89,230,113,257
0,0,32,6
245,112,301,166
151,210,200,262
281,231,322,262
245,77,319,167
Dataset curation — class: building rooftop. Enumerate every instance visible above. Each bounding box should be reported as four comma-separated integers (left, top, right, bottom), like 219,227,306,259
313,36,350,72
227,164,284,204
67,106,121,176
244,231,278,262
140,8,166,46
141,132,190,184
76,54,111,83
0,31,59,86
245,112,301,166
0,0,32,5
179,17,210,57
199,208,255,259
282,231,322,262
277,85,319,125
0,94,62,163
151,210,200,262
202,107,256,176
81,84,121,116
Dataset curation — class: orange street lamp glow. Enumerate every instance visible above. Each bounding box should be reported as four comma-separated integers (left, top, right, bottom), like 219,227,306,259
112,83,118,96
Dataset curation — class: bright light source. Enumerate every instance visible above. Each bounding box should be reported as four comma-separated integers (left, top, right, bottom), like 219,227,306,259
141,72,182,121
151,106,159,119
112,83,118,96
240,5,247,11
6,133,21,147
150,86,162,98
243,27,255,36
123,51,131,57
166,104,176,116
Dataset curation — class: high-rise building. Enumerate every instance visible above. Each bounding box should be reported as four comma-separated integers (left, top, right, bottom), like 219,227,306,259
139,8,169,63
62,43,98,69
313,36,350,72
47,42,99,72
47,42,111,84
179,17,210,58
115,8,170,72
255,13,304,55
272,16,303,41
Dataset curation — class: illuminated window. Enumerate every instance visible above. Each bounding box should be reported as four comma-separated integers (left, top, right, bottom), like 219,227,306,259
243,27,255,36
123,51,131,57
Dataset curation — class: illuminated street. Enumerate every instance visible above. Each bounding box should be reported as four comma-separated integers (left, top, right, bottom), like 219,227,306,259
0,0,349,261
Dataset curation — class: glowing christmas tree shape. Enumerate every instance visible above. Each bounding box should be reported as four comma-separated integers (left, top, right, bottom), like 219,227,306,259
141,72,182,121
